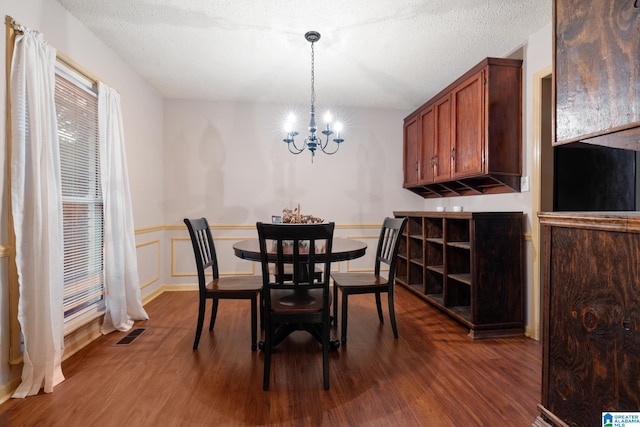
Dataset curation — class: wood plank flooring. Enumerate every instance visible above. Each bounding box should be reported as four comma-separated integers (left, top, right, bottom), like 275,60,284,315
0,285,541,426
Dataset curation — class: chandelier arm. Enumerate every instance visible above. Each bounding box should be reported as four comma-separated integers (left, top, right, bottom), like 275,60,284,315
287,136,306,154
319,134,329,152
319,137,341,155
288,144,305,155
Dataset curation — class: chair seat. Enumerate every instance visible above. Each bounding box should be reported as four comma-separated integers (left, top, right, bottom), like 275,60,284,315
331,272,388,289
269,288,331,313
205,275,263,292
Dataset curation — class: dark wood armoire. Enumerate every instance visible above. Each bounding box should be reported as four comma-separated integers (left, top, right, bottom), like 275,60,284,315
535,2,640,426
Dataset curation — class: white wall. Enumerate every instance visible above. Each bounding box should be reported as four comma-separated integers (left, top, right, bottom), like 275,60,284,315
162,101,426,291
163,100,421,225
0,0,164,395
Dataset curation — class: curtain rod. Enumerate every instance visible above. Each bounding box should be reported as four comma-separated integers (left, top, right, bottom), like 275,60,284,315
5,14,107,88
6,15,25,34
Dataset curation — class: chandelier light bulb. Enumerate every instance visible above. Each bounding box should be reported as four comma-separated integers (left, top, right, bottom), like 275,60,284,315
334,122,344,142
284,114,296,131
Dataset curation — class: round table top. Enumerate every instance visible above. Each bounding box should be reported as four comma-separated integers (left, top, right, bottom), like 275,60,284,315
233,237,367,262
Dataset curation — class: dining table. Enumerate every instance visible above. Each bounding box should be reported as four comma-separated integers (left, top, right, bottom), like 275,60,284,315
233,237,367,263
232,237,367,351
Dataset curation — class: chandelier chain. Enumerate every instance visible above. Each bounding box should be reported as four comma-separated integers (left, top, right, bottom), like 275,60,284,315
310,41,315,106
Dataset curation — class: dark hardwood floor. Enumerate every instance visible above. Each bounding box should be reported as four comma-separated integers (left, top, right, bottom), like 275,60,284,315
0,285,541,426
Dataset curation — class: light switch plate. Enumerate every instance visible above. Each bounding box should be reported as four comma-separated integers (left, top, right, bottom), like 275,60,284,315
521,176,530,192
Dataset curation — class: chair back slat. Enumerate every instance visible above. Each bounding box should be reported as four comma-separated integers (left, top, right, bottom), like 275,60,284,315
374,217,408,278
184,217,220,291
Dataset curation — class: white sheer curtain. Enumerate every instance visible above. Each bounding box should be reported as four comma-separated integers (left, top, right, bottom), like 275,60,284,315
10,28,65,398
98,82,149,334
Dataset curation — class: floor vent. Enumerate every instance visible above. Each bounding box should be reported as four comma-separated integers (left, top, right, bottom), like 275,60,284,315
115,327,148,346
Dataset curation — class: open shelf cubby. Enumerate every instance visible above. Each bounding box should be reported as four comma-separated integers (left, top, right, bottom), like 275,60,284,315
393,211,524,338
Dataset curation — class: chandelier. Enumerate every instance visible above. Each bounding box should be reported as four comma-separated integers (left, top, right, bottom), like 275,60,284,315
282,31,344,161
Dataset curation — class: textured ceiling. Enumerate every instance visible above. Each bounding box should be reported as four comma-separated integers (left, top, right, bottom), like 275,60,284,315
56,0,551,111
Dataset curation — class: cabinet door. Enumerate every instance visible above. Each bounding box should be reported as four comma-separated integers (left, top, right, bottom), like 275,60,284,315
434,95,451,181
403,116,419,186
451,71,484,178
545,225,640,426
419,106,435,183
555,0,640,145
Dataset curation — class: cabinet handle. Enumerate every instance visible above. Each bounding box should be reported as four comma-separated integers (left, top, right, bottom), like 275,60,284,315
451,147,455,161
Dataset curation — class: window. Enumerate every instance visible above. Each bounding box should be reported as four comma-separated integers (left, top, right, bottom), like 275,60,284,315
55,62,104,322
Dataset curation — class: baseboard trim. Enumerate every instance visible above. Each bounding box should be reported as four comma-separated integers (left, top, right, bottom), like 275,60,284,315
0,376,22,405
158,283,198,292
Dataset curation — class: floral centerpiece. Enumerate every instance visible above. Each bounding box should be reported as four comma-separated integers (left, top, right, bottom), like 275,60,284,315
282,204,323,224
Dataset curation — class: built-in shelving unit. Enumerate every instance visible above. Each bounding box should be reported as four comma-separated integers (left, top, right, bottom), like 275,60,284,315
394,211,524,338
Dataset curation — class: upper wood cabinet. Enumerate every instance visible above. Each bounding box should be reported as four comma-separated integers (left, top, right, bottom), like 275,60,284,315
554,0,640,149
403,115,419,187
402,57,522,198
434,96,452,181
451,71,484,179
419,106,435,183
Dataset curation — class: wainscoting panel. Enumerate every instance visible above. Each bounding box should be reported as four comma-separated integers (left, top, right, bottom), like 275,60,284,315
171,237,198,278
136,239,160,289
342,234,379,273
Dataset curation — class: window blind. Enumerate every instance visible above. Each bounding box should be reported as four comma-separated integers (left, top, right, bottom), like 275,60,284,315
55,68,104,321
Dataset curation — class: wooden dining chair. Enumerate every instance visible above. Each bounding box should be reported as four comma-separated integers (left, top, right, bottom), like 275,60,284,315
330,216,407,344
256,222,335,390
184,217,263,351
